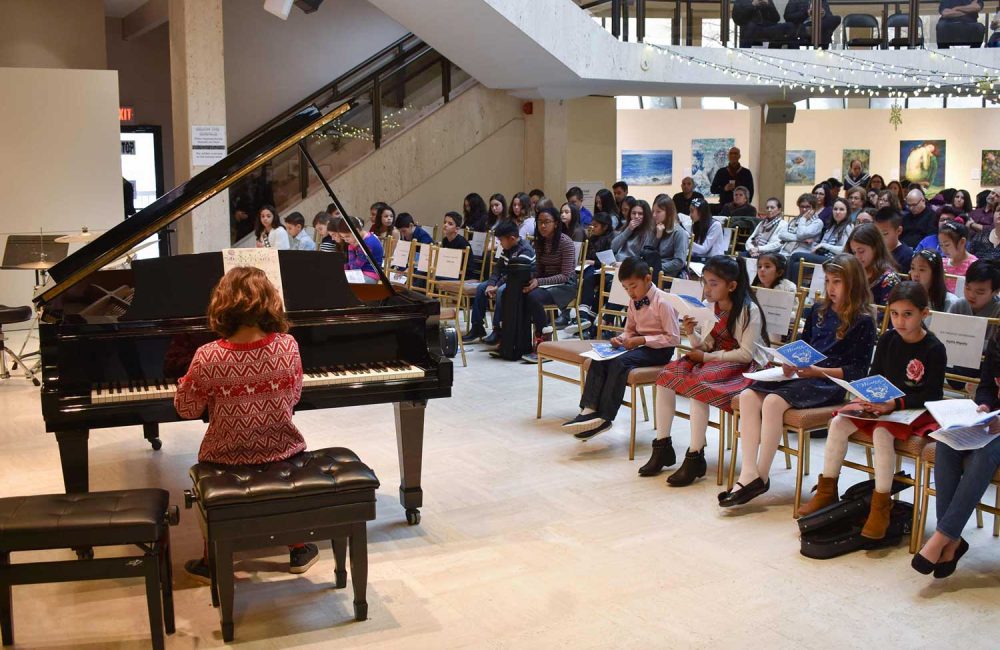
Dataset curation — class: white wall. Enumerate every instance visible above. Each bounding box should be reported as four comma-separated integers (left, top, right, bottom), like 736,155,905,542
617,107,1000,210
222,0,408,143
0,68,123,320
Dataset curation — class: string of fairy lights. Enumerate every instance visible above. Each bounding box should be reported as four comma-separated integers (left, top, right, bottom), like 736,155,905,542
645,39,1000,100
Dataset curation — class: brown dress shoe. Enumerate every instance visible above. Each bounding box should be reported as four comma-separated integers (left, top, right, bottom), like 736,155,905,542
861,490,893,539
796,474,840,517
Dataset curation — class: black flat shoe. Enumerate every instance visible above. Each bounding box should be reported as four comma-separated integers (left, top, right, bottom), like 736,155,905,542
719,478,770,507
933,538,969,579
575,419,612,441
910,552,937,575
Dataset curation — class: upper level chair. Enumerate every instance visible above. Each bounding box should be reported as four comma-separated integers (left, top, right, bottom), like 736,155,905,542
886,13,923,48
841,13,882,49
936,19,986,48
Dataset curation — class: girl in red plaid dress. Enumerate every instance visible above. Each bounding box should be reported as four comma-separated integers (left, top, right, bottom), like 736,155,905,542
640,256,769,484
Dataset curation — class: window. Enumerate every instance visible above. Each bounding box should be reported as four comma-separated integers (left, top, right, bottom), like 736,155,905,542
616,96,642,110
945,95,984,108
701,96,738,110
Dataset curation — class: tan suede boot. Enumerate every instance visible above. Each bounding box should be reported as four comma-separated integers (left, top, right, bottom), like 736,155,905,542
861,490,893,539
796,474,840,517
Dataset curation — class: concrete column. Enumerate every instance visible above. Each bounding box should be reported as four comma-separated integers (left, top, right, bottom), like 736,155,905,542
537,96,616,199
169,0,228,254
748,106,786,208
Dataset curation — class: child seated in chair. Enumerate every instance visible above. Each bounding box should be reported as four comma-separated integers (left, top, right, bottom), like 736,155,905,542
562,257,680,441
175,267,317,581
462,221,536,345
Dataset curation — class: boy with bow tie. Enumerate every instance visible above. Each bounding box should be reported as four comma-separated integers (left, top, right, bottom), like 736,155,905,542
563,257,680,440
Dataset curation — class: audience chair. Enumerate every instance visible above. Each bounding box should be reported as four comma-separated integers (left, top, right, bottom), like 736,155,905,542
724,227,739,256
409,243,435,296
886,13,923,48
543,241,589,340
916,442,1000,550
841,13,882,49
387,239,415,287
936,19,986,48
428,245,471,367
930,311,999,398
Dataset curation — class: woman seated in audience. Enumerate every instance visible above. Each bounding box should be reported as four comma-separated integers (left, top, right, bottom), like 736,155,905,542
908,249,960,314
778,193,823,260
652,194,689,278
744,197,787,259
913,329,1000,578
689,198,725,263
560,202,587,242
855,210,874,225
887,180,906,208
618,196,639,232
798,282,945,541
521,207,578,362
845,187,867,222
611,199,654,261
951,189,973,220
342,215,384,283
368,201,387,230
642,257,769,484
866,189,880,210
487,193,508,232
868,174,886,193
811,182,834,228
255,205,290,249
968,188,998,234
371,204,399,241
570,212,616,336
463,193,489,232
939,220,976,293
752,251,796,292
968,203,1000,260
732,254,877,506
876,189,901,213
510,192,535,239
594,188,621,230
846,223,901,305
788,197,853,286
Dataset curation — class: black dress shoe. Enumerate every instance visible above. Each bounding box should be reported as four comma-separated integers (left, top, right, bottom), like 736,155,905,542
461,325,487,343
574,419,612,441
666,449,706,486
910,552,937,575
481,329,500,345
718,477,770,507
933,538,969,579
562,413,604,429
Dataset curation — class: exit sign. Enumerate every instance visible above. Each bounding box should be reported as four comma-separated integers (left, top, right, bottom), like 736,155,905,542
119,106,135,122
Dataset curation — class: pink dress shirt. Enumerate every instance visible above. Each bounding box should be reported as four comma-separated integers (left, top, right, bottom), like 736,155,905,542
623,284,681,349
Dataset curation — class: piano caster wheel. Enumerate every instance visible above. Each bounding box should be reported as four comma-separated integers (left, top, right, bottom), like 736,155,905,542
405,509,420,526
149,438,162,451
11,362,17,370
31,378,40,387
74,547,94,560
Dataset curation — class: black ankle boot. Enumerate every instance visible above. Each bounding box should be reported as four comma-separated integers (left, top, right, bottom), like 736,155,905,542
638,438,676,477
666,449,707,487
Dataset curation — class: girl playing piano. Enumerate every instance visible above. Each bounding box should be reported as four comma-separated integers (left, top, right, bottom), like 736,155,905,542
175,267,317,580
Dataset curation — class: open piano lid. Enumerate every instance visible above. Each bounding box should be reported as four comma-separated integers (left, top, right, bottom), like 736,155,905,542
34,102,360,307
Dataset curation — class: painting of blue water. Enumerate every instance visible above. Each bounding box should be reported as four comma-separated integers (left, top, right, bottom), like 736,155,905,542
621,150,672,186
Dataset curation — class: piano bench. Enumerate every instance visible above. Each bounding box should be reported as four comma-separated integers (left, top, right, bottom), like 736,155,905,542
184,447,380,642
0,489,178,650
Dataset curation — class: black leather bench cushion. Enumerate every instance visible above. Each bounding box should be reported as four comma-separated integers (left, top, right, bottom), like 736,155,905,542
0,489,169,552
190,447,380,509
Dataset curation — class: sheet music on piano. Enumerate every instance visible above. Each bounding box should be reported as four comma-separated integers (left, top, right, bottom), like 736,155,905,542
222,248,285,303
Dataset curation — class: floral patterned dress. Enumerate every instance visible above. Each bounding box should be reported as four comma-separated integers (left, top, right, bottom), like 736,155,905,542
870,268,902,306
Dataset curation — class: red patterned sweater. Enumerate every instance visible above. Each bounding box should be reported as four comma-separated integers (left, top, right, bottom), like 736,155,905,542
174,332,306,465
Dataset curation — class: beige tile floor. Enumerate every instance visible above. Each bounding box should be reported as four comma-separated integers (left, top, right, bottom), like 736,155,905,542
1,335,999,649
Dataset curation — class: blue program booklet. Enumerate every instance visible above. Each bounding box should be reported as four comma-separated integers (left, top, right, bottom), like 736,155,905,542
756,340,827,369
831,375,905,403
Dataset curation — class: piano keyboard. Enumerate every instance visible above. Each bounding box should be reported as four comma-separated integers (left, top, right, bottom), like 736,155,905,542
89,362,425,405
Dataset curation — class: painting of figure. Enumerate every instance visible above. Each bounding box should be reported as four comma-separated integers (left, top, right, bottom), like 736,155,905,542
785,150,816,185
982,150,1000,187
691,138,735,197
900,140,946,194
621,150,673,186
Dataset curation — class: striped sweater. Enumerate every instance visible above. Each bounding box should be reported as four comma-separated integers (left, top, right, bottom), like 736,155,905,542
534,233,577,286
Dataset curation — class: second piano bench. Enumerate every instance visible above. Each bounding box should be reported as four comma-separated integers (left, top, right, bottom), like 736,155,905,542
184,447,380,642
0,489,179,649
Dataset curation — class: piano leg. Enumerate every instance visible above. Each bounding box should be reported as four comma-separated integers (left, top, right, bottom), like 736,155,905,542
143,423,163,450
55,429,90,493
394,401,425,525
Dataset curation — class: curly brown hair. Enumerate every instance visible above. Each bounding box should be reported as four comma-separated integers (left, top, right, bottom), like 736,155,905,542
207,267,289,338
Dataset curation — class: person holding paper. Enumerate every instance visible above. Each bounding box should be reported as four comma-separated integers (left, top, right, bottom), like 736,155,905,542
569,212,616,336
799,283,946,540
689,199,725,263
914,331,1000,578
751,252,796,293
440,212,472,279
642,257,769,482
947,259,1000,381
563,258,679,441
343,215,384,283
733,254,877,507
521,207,578,362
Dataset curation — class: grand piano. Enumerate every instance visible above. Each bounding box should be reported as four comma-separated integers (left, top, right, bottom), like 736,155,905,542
33,103,452,525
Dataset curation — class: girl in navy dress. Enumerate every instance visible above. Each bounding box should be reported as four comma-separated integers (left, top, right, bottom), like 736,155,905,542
725,254,878,507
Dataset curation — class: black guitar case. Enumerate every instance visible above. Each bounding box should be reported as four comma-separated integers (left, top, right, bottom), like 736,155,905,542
798,472,914,560
497,263,534,361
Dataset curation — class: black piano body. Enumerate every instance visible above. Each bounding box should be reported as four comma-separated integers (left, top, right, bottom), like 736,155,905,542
33,104,452,525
